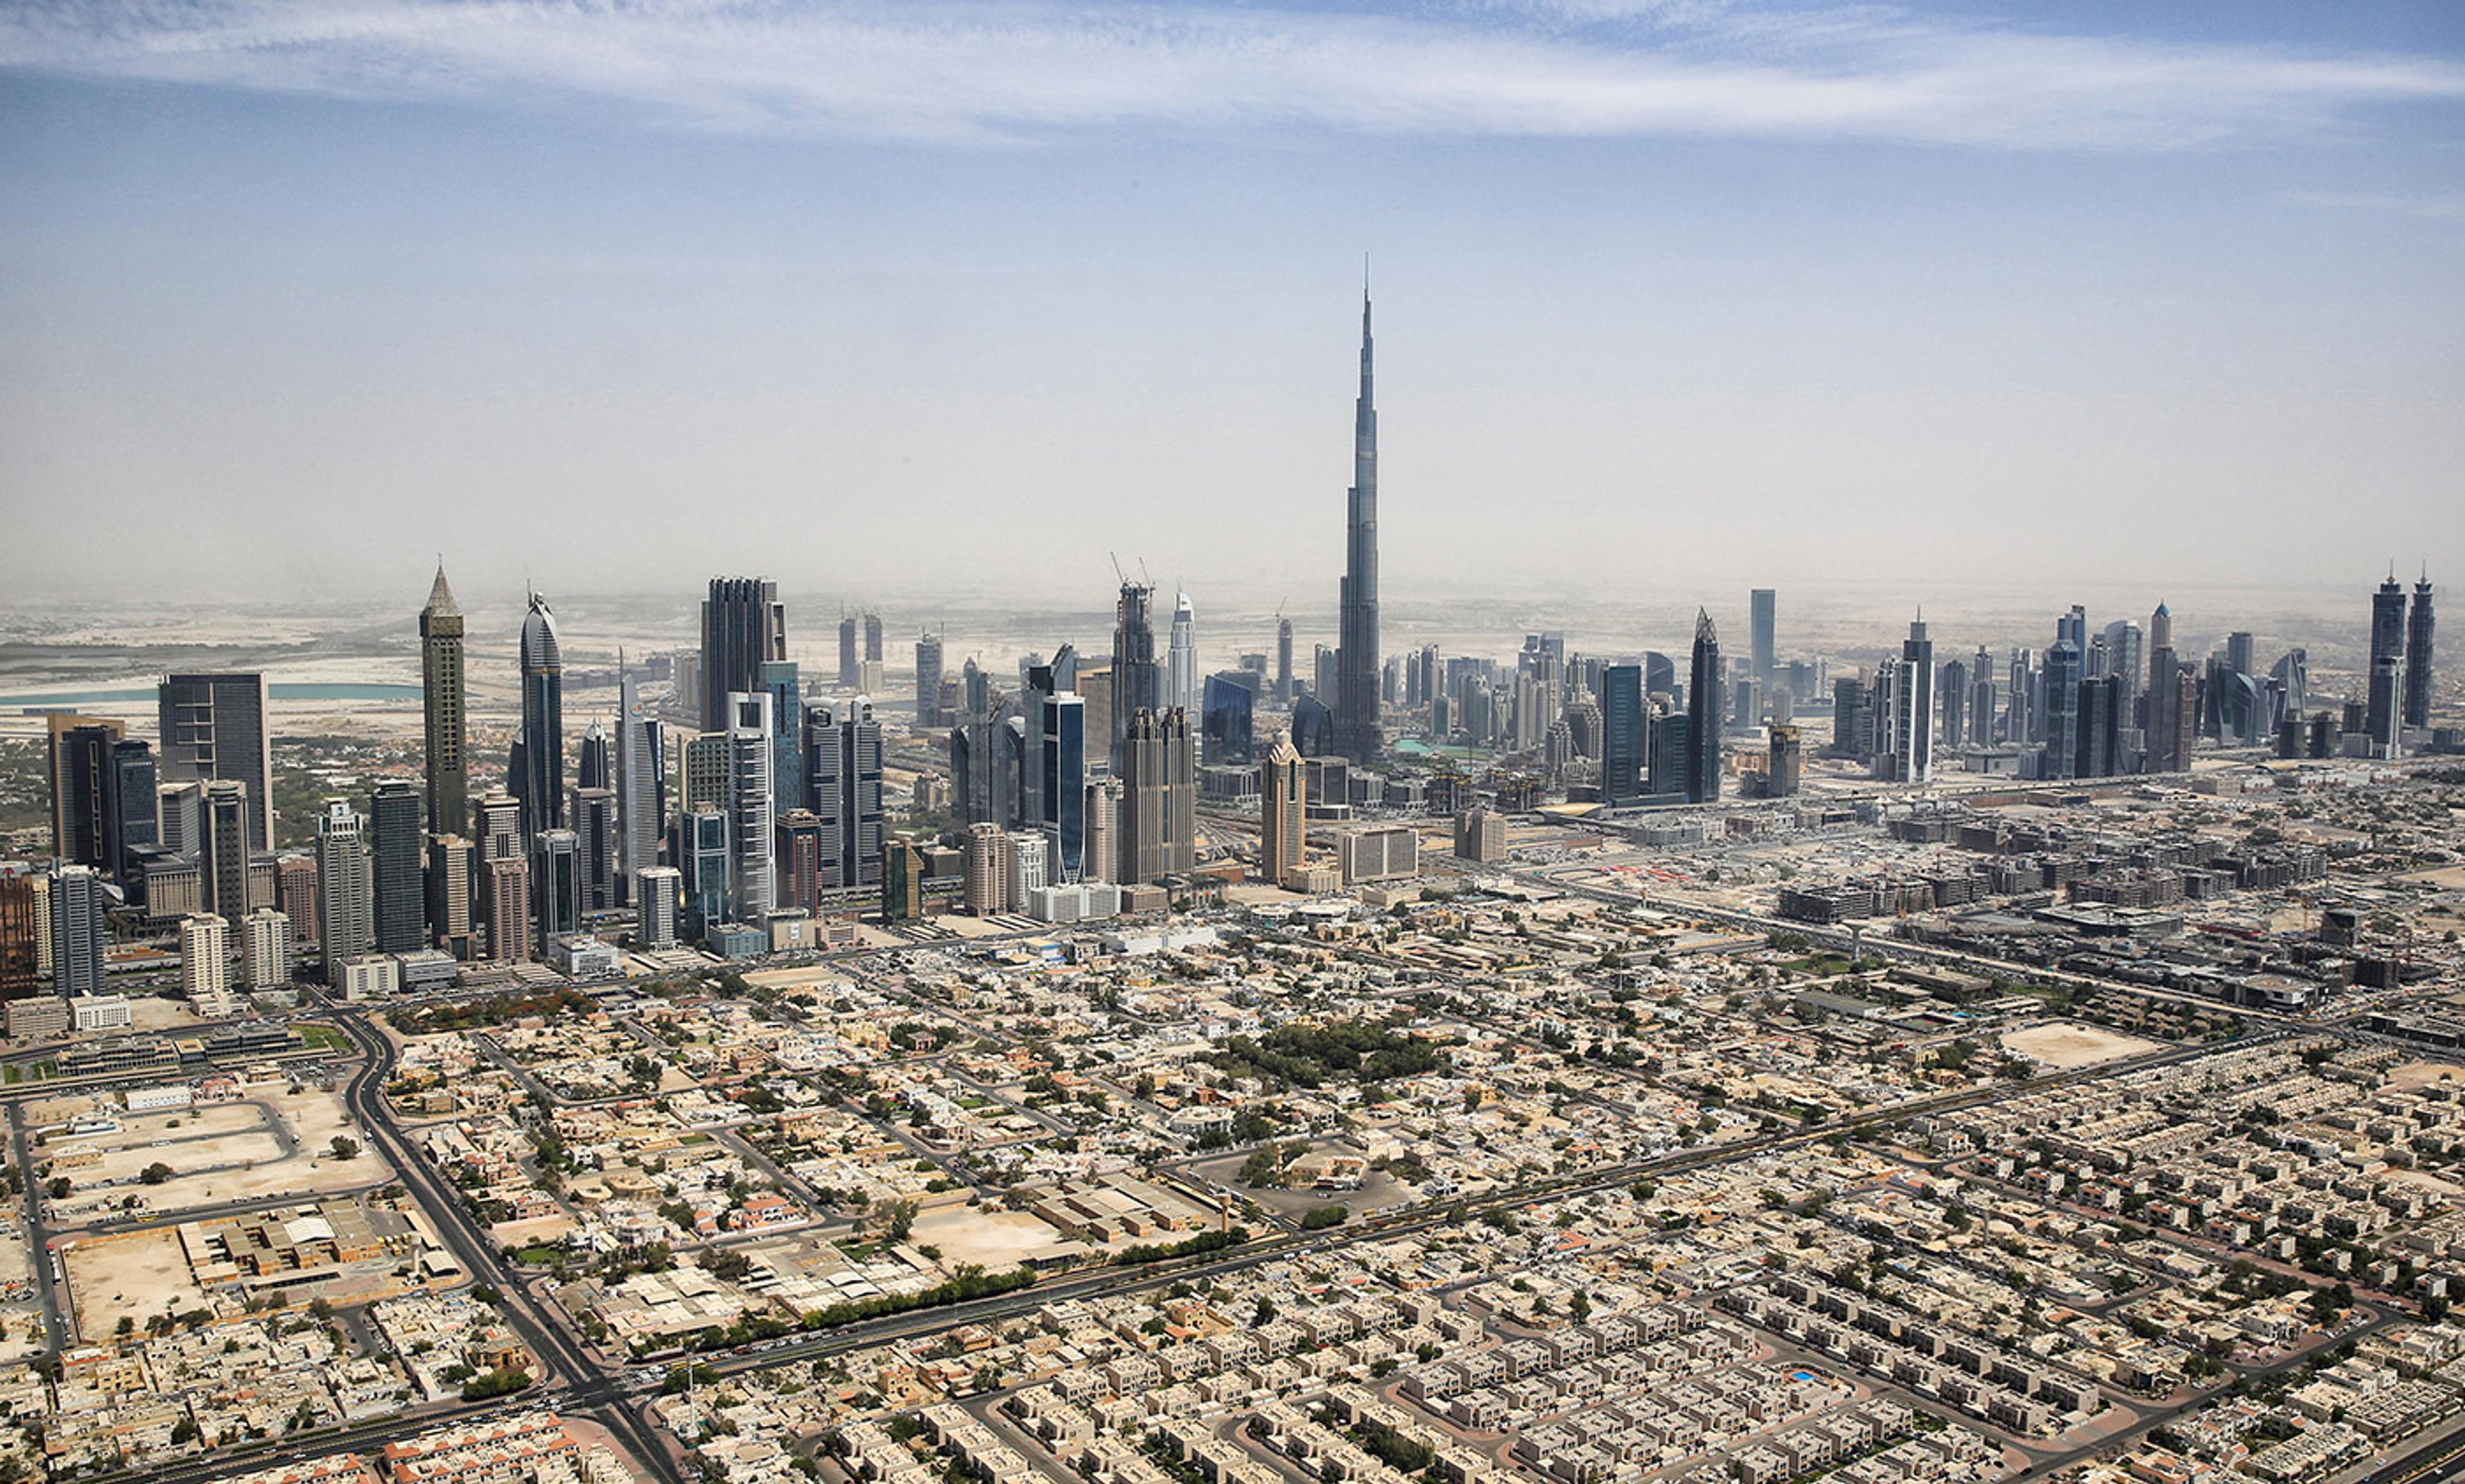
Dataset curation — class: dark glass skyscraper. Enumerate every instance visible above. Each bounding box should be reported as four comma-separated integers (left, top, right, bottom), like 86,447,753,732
419,564,468,840
1599,664,1645,806
368,781,425,954
1111,583,1159,768
1749,589,1776,700
2407,569,2436,730
804,699,884,895
2369,571,2408,753
2043,632,2082,780
1335,284,1382,764
517,592,565,841
838,612,860,689
1686,612,1722,804
158,672,273,852
701,576,786,733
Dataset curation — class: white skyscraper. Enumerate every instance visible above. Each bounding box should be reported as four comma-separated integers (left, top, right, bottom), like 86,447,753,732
614,664,664,907
1167,590,1200,718
726,691,775,923
1894,616,1936,784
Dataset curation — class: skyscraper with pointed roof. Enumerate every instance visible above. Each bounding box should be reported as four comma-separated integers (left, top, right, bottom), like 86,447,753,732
2407,568,2436,730
1686,611,1722,804
2369,569,2407,755
1335,277,1381,764
1167,591,1200,717
516,591,565,841
419,565,468,841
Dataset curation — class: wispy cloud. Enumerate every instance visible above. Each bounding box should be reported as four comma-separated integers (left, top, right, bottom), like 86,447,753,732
2,0,2460,150
2280,189,2465,225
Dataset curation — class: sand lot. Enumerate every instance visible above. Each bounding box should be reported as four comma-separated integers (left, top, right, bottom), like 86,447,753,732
2387,1062,2465,1091
908,1204,1082,1270
46,1085,390,1221
2001,1022,2164,1069
62,1227,211,1342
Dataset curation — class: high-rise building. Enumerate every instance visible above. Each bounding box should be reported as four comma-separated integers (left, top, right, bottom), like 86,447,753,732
179,913,232,1013
1007,831,1048,910
1648,713,1691,800
1167,591,1200,717
0,867,41,1001
1200,674,1256,768
428,835,474,959
1084,777,1120,886
1118,708,1196,884
614,666,664,908
774,809,827,913
476,791,523,862
368,781,425,954
420,564,469,840
2408,569,2437,730
1750,589,1776,700
2079,673,2123,778
804,698,884,896
963,823,1009,914
517,592,566,840
200,780,253,922
679,732,730,815
2043,632,2082,781
2367,571,2409,755
577,720,610,793
1829,678,1874,761
46,714,123,872
531,829,580,956
726,691,775,924
762,660,802,823
1686,612,1722,804
571,786,616,913
1939,659,1968,748
1261,735,1306,886
838,612,861,689
158,673,273,852
1036,692,1089,883
1276,617,1295,703
105,738,157,887
1599,664,1645,807
635,865,682,948
675,809,728,942
1111,583,1159,768
1894,617,1935,784
915,632,945,727
701,576,788,733
313,800,374,981
2272,649,2310,723
1768,725,1803,798
241,907,293,990
276,853,318,948
1335,284,1382,764
863,612,885,665
484,857,531,963
49,865,107,999
2100,617,2145,707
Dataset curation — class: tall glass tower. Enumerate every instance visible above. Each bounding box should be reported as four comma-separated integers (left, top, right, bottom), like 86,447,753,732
1335,280,1382,764
517,592,565,841
420,564,468,840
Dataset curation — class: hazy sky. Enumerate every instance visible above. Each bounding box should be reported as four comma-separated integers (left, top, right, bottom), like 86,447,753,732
3,1,2461,616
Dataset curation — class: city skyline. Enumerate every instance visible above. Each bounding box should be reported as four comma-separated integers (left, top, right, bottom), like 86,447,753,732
4,4,2462,603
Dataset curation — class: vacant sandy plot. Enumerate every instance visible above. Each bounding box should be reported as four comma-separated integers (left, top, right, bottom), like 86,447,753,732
51,1087,390,1217
2002,1022,2163,1069
908,1204,1082,1271
63,1228,210,1342
2387,1062,2465,1092
80,1128,287,1187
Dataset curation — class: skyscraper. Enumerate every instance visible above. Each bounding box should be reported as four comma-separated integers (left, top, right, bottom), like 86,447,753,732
49,864,107,999
701,576,787,733
1111,583,1159,768
368,781,425,954
1894,617,1935,784
2100,617,2145,708
1686,612,1722,804
763,659,803,821
105,738,157,886
1750,589,1776,700
915,631,945,727
2369,570,2408,755
180,913,231,1014
1167,591,1200,717
1037,692,1088,883
419,564,469,840
726,691,775,924
571,786,616,913
0,868,40,1001
577,720,610,792
2407,569,2437,730
614,665,664,908
158,673,273,852
428,834,474,959
1276,617,1295,703
1599,664,1645,807
313,800,374,981
1334,282,1382,764
200,780,253,922
1261,735,1306,886
863,612,885,664
241,907,294,990
46,714,122,872
517,592,565,840
838,612,860,689
2043,632,2082,780
532,828,580,954
804,698,884,895
1118,707,1196,884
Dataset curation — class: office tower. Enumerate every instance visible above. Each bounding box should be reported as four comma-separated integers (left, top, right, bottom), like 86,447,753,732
517,592,565,840
419,564,469,840
1111,582,1159,768
1037,693,1089,882
1291,695,1338,757
804,698,885,895
1829,678,1873,761
1168,591,1200,716
1768,725,1803,797
837,612,861,689
105,739,157,887
635,865,682,949
46,715,121,871
1084,777,1121,885
2226,630,2256,682
200,780,252,922
484,858,531,962
1276,617,1295,703
675,809,729,941
1018,662,1053,836
761,660,802,823
1685,612,1722,804
2269,650,2310,724
2409,570,2437,730
476,791,523,863
1261,736,1306,886
531,829,580,954
2366,570,2408,755
368,782,425,954
1600,664,1645,806
2041,633,2082,780
49,865,107,998
157,780,202,859
862,611,885,665
572,786,616,913
1008,831,1048,909
1894,617,1935,784
577,720,610,793
2057,604,2088,652
1118,708,1195,884
313,800,374,980
725,692,775,923
180,913,231,1012
679,732,731,815
158,673,272,851
962,824,1007,914
0,868,39,1001
1750,589,1776,699
241,907,293,990
428,835,474,959
1201,675,1256,767
2100,618,2146,707
914,632,944,727
1648,713,1692,798
2149,658,2197,776
1335,284,1381,764
700,576,788,732
2079,674,2123,778
276,854,317,949
775,810,826,913
1939,659,1968,748
614,666,664,908
1868,659,1899,780
953,662,1005,826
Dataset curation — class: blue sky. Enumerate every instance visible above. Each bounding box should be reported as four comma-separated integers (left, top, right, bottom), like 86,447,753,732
1,0,2460,612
